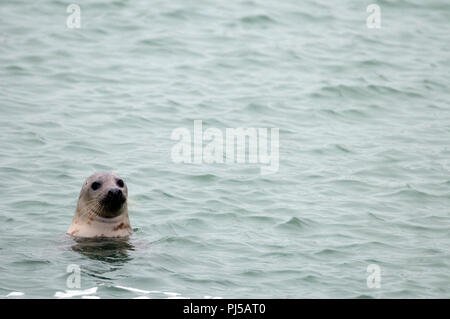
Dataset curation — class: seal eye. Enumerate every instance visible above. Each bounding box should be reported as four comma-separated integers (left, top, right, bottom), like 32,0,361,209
117,179,124,188
91,182,101,191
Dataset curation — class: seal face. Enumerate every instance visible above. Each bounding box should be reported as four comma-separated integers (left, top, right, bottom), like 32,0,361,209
67,172,132,238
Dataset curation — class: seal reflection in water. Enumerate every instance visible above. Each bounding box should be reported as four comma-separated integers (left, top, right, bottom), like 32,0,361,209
71,237,134,264
67,172,132,238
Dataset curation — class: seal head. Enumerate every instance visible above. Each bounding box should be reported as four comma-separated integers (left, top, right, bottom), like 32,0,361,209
67,172,132,238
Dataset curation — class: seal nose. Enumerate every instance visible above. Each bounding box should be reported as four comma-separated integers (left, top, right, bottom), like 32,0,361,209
101,187,126,213
108,188,123,198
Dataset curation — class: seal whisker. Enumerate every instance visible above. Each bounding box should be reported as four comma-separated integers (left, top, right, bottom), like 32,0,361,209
84,201,102,219
75,198,102,221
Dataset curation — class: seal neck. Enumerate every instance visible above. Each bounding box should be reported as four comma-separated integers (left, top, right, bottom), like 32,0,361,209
92,214,127,224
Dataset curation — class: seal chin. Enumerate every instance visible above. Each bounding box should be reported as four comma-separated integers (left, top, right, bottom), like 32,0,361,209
100,188,126,216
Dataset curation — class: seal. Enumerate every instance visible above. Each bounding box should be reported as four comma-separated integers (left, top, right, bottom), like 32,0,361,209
67,172,132,238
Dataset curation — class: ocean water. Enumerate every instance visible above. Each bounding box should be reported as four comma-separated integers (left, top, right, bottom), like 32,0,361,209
1,0,449,299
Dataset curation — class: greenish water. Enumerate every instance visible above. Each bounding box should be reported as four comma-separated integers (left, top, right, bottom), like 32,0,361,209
1,0,449,298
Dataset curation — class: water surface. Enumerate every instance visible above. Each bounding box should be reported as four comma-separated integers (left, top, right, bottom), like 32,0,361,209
0,0,449,298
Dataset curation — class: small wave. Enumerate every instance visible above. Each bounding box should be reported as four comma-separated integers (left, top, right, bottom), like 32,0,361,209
315,248,348,257
162,9,198,20
54,287,98,298
355,294,375,299
185,173,219,182
276,217,313,230
5,291,25,297
115,285,161,294
367,84,424,98
314,84,367,98
239,14,276,25
5,65,26,73
377,188,443,200
114,286,219,299
138,37,168,47
334,144,351,153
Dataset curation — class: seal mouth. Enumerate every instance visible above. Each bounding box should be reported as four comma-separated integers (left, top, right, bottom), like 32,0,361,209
100,188,126,215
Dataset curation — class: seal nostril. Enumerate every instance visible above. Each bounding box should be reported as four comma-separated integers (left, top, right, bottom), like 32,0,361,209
108,189,122,197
